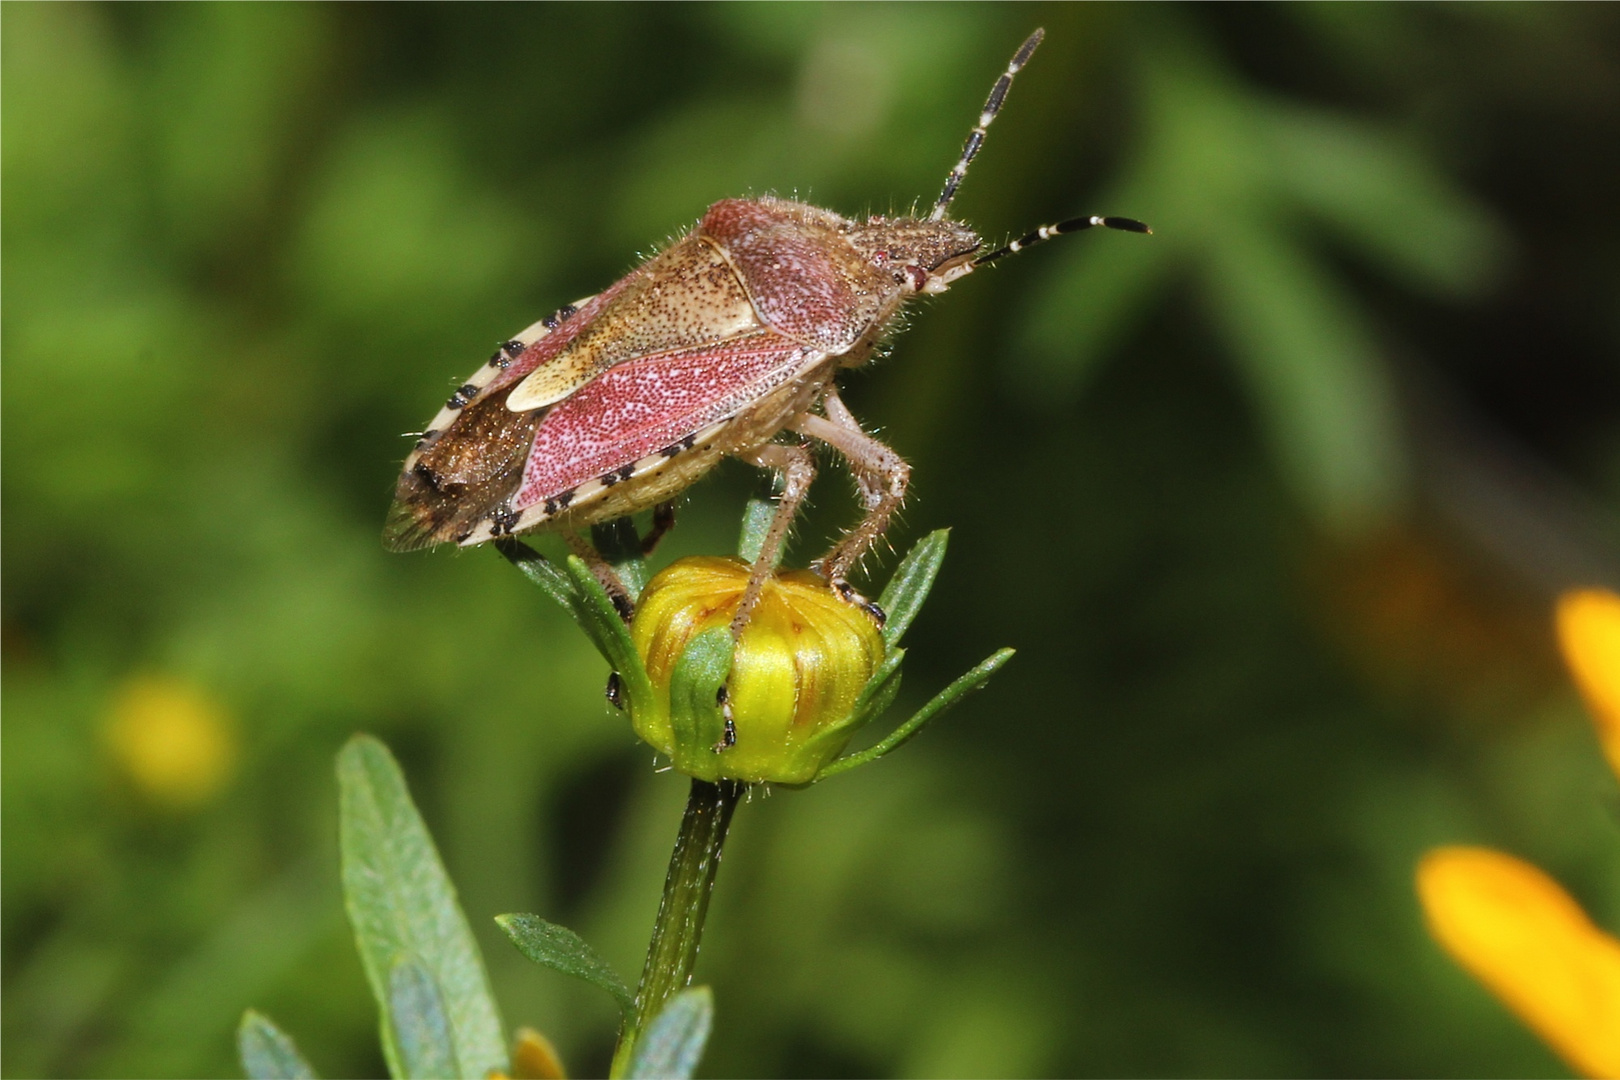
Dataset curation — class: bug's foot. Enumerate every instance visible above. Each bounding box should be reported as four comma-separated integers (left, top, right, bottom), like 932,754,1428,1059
712,684,737,753
605,671,625,710
832,578,887,628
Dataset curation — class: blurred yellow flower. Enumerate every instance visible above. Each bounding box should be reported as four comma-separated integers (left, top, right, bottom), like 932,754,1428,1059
1556,588,1620,780
103,674,237,810
1417,847,1620,1078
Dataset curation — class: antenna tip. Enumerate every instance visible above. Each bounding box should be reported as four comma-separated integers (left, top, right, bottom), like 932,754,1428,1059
1104,216,1152,235
1013,29,1045,68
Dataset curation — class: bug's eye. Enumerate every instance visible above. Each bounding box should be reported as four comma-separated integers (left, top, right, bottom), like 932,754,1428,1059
903,265,929,291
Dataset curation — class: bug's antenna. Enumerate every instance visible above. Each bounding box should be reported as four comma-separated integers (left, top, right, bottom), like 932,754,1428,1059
973,214,1151,266
929,28,1045,223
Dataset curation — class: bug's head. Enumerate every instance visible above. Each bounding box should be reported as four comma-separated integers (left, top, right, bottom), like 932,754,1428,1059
844,217,982,296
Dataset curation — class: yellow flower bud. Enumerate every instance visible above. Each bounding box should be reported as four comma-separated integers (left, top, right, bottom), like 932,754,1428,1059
630,556,885,784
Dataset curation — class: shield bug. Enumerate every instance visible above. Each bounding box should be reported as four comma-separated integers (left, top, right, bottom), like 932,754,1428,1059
385,28,1147,629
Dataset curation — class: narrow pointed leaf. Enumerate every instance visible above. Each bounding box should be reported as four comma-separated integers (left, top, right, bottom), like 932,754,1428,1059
877,530,949,647
496,538,580,614
389,959,458,1080
626,986,714,1080
338,735,507,1080
496,913,635,1017
817,648,1014,781
238,1009,318,1080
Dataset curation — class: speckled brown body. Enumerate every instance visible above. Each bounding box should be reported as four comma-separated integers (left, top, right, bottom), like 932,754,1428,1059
384,195,976,553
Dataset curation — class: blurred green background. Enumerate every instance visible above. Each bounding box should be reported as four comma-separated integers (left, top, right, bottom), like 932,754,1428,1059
5,3,1620,1077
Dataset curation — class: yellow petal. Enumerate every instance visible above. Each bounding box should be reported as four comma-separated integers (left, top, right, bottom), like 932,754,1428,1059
1557,588,1620,781
1417,846,1620,1078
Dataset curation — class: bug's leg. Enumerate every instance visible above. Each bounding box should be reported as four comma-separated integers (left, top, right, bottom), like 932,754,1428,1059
788,409,909,610
640,501,678,556
731,440,816,639
821,389,886,512
562,531,636,622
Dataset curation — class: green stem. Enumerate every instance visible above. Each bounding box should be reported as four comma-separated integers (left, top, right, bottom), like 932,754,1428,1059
609,778,742,1078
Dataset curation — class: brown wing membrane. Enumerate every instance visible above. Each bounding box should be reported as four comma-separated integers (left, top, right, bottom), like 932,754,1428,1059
383,391,543,551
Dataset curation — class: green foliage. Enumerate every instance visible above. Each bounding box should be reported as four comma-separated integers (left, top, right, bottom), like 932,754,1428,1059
337,736,507,1079
496,915,634,1019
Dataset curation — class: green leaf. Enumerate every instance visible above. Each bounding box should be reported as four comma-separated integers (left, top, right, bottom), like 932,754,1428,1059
495,913,635,1017
667,628,734,772
237,1009,318,1080
626,986,714,1080
388,959,458,1080
337,735,508,1080
877,530,948,647
495,538,579,614
816,648,1015,782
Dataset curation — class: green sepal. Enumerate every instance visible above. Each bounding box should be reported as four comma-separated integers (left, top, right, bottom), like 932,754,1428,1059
496,913,635,1018
336,735,508,1080
561,556,656,718
877,529,949,647
388,959,458,1080
815,648,1015,782
237,1009,318,1080
625,986,714,1080
666,628,735,778
847,648,906,730
736,495,778,566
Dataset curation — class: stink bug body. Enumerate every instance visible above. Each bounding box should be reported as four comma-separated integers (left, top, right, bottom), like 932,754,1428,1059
385,29,1146,627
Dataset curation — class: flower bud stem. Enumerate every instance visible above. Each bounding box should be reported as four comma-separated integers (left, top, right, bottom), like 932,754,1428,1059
610,778,743,1077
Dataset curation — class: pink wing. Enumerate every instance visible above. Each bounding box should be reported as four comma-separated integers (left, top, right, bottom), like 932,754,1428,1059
516,333,817,508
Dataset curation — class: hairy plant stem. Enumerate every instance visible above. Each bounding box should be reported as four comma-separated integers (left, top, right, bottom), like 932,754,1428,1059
609,778,743,1077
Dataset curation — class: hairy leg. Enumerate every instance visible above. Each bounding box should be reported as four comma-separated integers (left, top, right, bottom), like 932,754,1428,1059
788,409,910,587
731,440,816,638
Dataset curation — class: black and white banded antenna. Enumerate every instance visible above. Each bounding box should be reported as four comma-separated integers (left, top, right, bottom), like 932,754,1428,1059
930,28,1152,263
929,28,1046,223
974,214,1150,267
